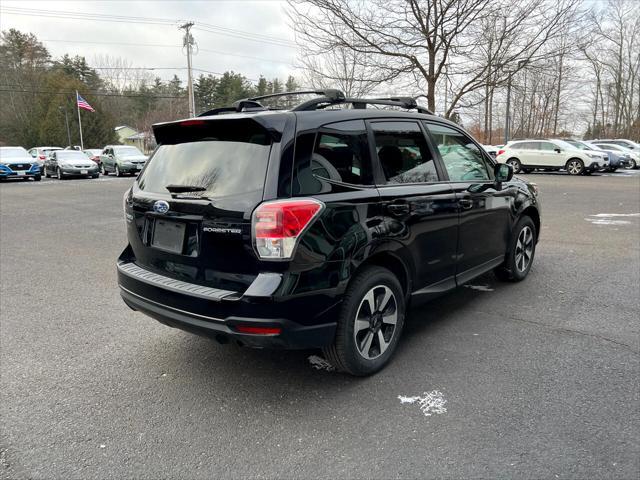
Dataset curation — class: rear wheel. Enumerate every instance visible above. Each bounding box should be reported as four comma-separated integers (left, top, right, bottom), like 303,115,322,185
566,158,584,175
494,216,536,282
506,158,521,174
323,266,405,376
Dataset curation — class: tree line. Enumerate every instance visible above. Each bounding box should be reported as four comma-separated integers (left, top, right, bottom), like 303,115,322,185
290,0,639,142
0,29,299,148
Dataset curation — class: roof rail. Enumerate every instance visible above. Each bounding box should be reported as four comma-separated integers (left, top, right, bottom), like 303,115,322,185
292,95,433,114
197,90,346,117
197,90,433,117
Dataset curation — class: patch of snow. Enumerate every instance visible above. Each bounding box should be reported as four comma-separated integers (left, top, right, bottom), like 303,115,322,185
585,213,639,226
398,390,447,417
307,355,335,372
465,284,494,292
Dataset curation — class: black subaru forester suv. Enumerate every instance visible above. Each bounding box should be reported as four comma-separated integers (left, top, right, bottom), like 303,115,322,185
118,90,540,376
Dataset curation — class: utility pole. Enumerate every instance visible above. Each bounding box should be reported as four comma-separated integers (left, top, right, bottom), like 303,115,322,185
504,76,512,145
59,106,71,147
179,22,196,117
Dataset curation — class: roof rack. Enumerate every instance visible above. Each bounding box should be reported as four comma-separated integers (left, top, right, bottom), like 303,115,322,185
292,94,433,114
197,89,433,117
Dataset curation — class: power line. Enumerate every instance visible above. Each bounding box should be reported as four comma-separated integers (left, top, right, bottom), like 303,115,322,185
40,39,295,65
1,6,297,47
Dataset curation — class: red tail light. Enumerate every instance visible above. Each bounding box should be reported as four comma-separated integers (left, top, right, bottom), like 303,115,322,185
497,149,505,156
252,198,324,260
39,155,45,160
235,325,282,335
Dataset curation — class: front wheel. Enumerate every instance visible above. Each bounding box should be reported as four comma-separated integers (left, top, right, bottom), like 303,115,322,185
56,168,63,180
625,159,637,170
101,164,108,176
494,216,537,282
323,266,405,376
33,175,41,182
506,158,522,174
115,165,122,177
566,158,584,175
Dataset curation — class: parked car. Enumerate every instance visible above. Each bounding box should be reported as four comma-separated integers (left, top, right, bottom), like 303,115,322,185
117,91,541,376
83,149,103,166
481,145,498,158
0,146,41,181
44,150,99,179
28,146,62,173
496,139,607,175
588,142,638,169
594,139,640,152
100,145,148,176
561,139,628,172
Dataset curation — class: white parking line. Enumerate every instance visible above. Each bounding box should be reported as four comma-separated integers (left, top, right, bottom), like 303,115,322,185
398,391,447,417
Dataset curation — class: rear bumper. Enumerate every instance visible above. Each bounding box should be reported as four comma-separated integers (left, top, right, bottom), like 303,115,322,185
117,253,339,349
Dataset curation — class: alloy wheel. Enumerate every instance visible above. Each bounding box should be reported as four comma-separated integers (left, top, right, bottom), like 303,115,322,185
353,285,398,360
567,160,582,175
515,225,534,272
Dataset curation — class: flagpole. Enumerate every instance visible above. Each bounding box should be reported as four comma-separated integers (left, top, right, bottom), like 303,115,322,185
76,90,84,149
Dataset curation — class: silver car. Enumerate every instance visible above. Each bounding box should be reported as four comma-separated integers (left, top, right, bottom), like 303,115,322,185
44,150,99,179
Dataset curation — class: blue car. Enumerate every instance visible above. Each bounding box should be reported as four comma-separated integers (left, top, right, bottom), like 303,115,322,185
0,147,42,182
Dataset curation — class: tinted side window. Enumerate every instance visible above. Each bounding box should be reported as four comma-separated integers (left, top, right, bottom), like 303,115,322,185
372,121,438,184
292,120,372,195
425,123,492,182
539,142,556,151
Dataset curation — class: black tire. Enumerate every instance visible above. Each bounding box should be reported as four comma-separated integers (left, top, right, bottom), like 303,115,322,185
115,165,122,177
506,158,521,174
44,167,50,178
91,173,99,179
101,164,108,176
56,168,63,180
494,216,537,282
322,266,405,376
33,175,41,182
565,158,584,175
626,158,637,170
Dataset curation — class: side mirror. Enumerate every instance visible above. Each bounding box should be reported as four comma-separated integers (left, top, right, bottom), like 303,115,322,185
495,163,513,183
554,148,561,153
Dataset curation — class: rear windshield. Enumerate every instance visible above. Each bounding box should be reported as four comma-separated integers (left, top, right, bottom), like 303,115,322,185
138,120,271,203
57,151,89,160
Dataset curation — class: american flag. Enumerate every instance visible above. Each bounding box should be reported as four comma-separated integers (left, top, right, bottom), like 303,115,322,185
76,92,95,112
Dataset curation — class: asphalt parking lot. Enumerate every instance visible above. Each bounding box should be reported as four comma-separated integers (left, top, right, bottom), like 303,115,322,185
1,171,639,479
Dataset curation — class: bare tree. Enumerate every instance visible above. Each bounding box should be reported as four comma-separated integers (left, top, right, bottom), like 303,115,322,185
288,0,582,117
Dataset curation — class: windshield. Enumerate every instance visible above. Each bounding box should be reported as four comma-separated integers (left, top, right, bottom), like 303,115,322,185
553,139,579,150
57,151,90,160
1,147,29,158
114,146,144,156
138,122,271,209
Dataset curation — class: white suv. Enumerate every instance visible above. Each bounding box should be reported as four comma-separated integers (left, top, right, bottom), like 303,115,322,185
496,139,607,175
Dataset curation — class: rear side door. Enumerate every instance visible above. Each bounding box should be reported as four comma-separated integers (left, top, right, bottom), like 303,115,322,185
537,141,561,167
369,120,458,294
424,121,513,284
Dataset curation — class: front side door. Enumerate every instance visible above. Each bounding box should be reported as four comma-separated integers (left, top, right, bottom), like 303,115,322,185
424,121,514,284
47,152,58,174
369,120,458,294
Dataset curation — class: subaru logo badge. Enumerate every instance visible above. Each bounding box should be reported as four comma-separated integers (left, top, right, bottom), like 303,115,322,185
153,200,170,214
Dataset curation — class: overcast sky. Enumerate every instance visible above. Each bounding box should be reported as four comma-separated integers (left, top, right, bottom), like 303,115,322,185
0,0,300,84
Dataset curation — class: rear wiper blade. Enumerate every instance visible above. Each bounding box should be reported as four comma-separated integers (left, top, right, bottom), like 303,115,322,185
165,184,206,193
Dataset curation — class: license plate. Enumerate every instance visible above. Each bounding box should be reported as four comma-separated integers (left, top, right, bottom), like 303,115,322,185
81,170,88,175
17,171,25,176
152,220,186,254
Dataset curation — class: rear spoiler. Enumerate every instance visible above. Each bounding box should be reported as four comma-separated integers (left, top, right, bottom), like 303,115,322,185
152,114,288,144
